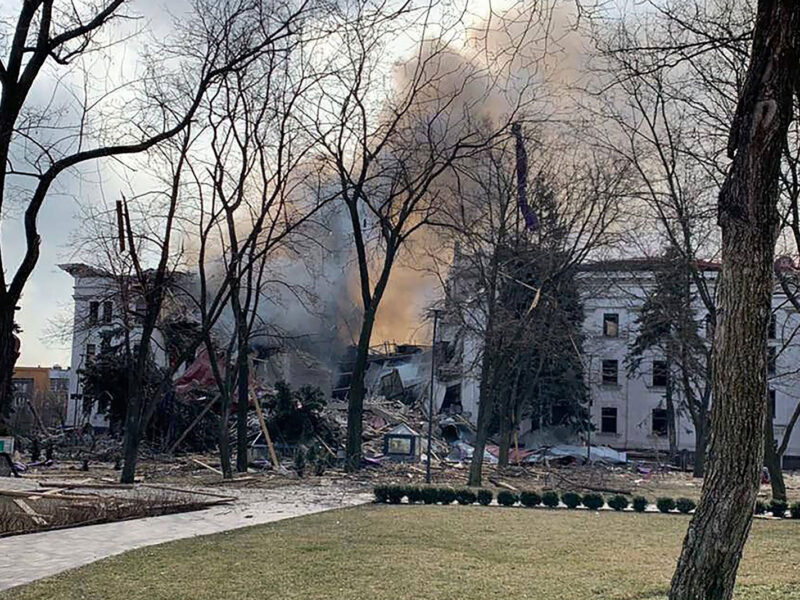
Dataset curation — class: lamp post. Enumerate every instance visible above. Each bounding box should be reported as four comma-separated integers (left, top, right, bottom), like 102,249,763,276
426,309,442,484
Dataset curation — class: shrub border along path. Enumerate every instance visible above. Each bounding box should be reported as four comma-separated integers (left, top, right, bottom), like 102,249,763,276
373,485,799,519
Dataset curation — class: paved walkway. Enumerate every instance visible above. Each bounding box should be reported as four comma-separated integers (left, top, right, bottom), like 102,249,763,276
0,483,371,591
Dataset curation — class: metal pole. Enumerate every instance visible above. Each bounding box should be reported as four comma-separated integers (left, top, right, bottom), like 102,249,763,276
426,310,440,484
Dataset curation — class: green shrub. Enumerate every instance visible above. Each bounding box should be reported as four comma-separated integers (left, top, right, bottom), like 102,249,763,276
632,496,648,513
790,502,800,519
421,487,439,505
476,489,493,506
519,491,542,508
676,498,696,514
386,486,405,504
656,497,676,513
561,491,581,509
582,493,604,511
373,485,389,503
541,490,560,508
755,500,767,515
608,495,629,511
406,486,424,504
456,489,477,505
437,487,457,505
497,490,519,507
770,499,788,518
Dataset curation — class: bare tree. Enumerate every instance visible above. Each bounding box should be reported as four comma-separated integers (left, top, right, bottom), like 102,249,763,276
668,2,800,598
307,0,543,471
0,0,306,431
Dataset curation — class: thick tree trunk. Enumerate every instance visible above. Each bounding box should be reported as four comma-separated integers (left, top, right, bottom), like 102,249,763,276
669,4,799,599
692,416,707,479
218,390,233,479
0,307,19,432
665,360,677,459
468,348,496,487
345,308,377,472
236,348,249,473
764,407,786,501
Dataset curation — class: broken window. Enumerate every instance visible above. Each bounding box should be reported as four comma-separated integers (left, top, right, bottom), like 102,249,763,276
601,359,618,385
102,301,113,324
768,313,776,339
603,313,619,337
440,385,462,414
652,360,668,387
769,389,776,420
652,408,668,437
85,343,96,362
601,407,617,434
767,346,776,375
88,301,99,325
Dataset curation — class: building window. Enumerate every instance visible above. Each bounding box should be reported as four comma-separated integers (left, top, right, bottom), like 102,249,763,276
705,314,714,339
652,360,668,387
769,389,776,420
768,313,776,340
88,301,99,325
86,343,96,362
601,407,617,434
102,301,113,324
767,346,776,375
601,359,618,385
652,408,668,437
603,313,619,337
551,402,570,426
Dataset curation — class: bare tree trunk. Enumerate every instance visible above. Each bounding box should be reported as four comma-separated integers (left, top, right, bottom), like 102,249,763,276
0,308,18,431
236,351,249,473
665,358,677,459
764,403,786,501
219,391,233,479
468,349,496,487
345,308,377,472
669,4,799,598
692,416,708,479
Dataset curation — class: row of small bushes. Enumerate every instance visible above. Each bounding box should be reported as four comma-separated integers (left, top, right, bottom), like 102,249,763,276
374,486,800,519
755,499,800,519
374,485,690,513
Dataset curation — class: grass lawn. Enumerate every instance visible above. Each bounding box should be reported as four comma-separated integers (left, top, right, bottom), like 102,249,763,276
4,505,799,600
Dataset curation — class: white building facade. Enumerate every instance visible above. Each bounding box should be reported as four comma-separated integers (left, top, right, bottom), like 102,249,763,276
438,258,800,468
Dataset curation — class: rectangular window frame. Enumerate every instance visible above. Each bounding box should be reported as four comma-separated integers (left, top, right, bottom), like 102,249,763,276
601,359,619,386
603,313,619,338
600,407,617,434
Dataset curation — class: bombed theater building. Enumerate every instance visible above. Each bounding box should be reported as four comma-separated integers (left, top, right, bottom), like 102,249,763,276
434,253,800,468
59,251,800,468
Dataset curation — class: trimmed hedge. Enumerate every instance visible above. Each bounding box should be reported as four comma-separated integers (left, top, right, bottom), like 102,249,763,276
477,489,493,506
456,489,477,505
632,496,648,513
374,485,390,503
676,498,696,514
582,493,604,511
770,499,788,518
755,500,767,515
542,491,560,508
561,492,581,509
387,486,405,504
497,490,519,507
656,497,676,513
608,495,629,511
437,487,457,505
421,487,439,505
520,491,542,508
406,486,424,504
791,502,800,519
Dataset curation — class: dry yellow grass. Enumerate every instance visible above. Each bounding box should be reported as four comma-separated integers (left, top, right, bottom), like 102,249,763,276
3,505,799,600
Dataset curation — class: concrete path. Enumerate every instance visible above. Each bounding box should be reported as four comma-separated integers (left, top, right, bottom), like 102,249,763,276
0,483,371,592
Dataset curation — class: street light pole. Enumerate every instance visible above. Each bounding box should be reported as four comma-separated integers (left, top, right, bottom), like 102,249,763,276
426,309,441,484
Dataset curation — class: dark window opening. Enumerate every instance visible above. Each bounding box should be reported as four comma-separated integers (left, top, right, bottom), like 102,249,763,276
88,301,99,325
652,360,668,387
769,389,776,421
705,314,714,339
652,408,668,437
86,343,96,362
768,346,776,375
601,407,617,434
768,313,776,340
603,313,619,337
440,385,462,415
102,301,113,324
601,359,618,385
